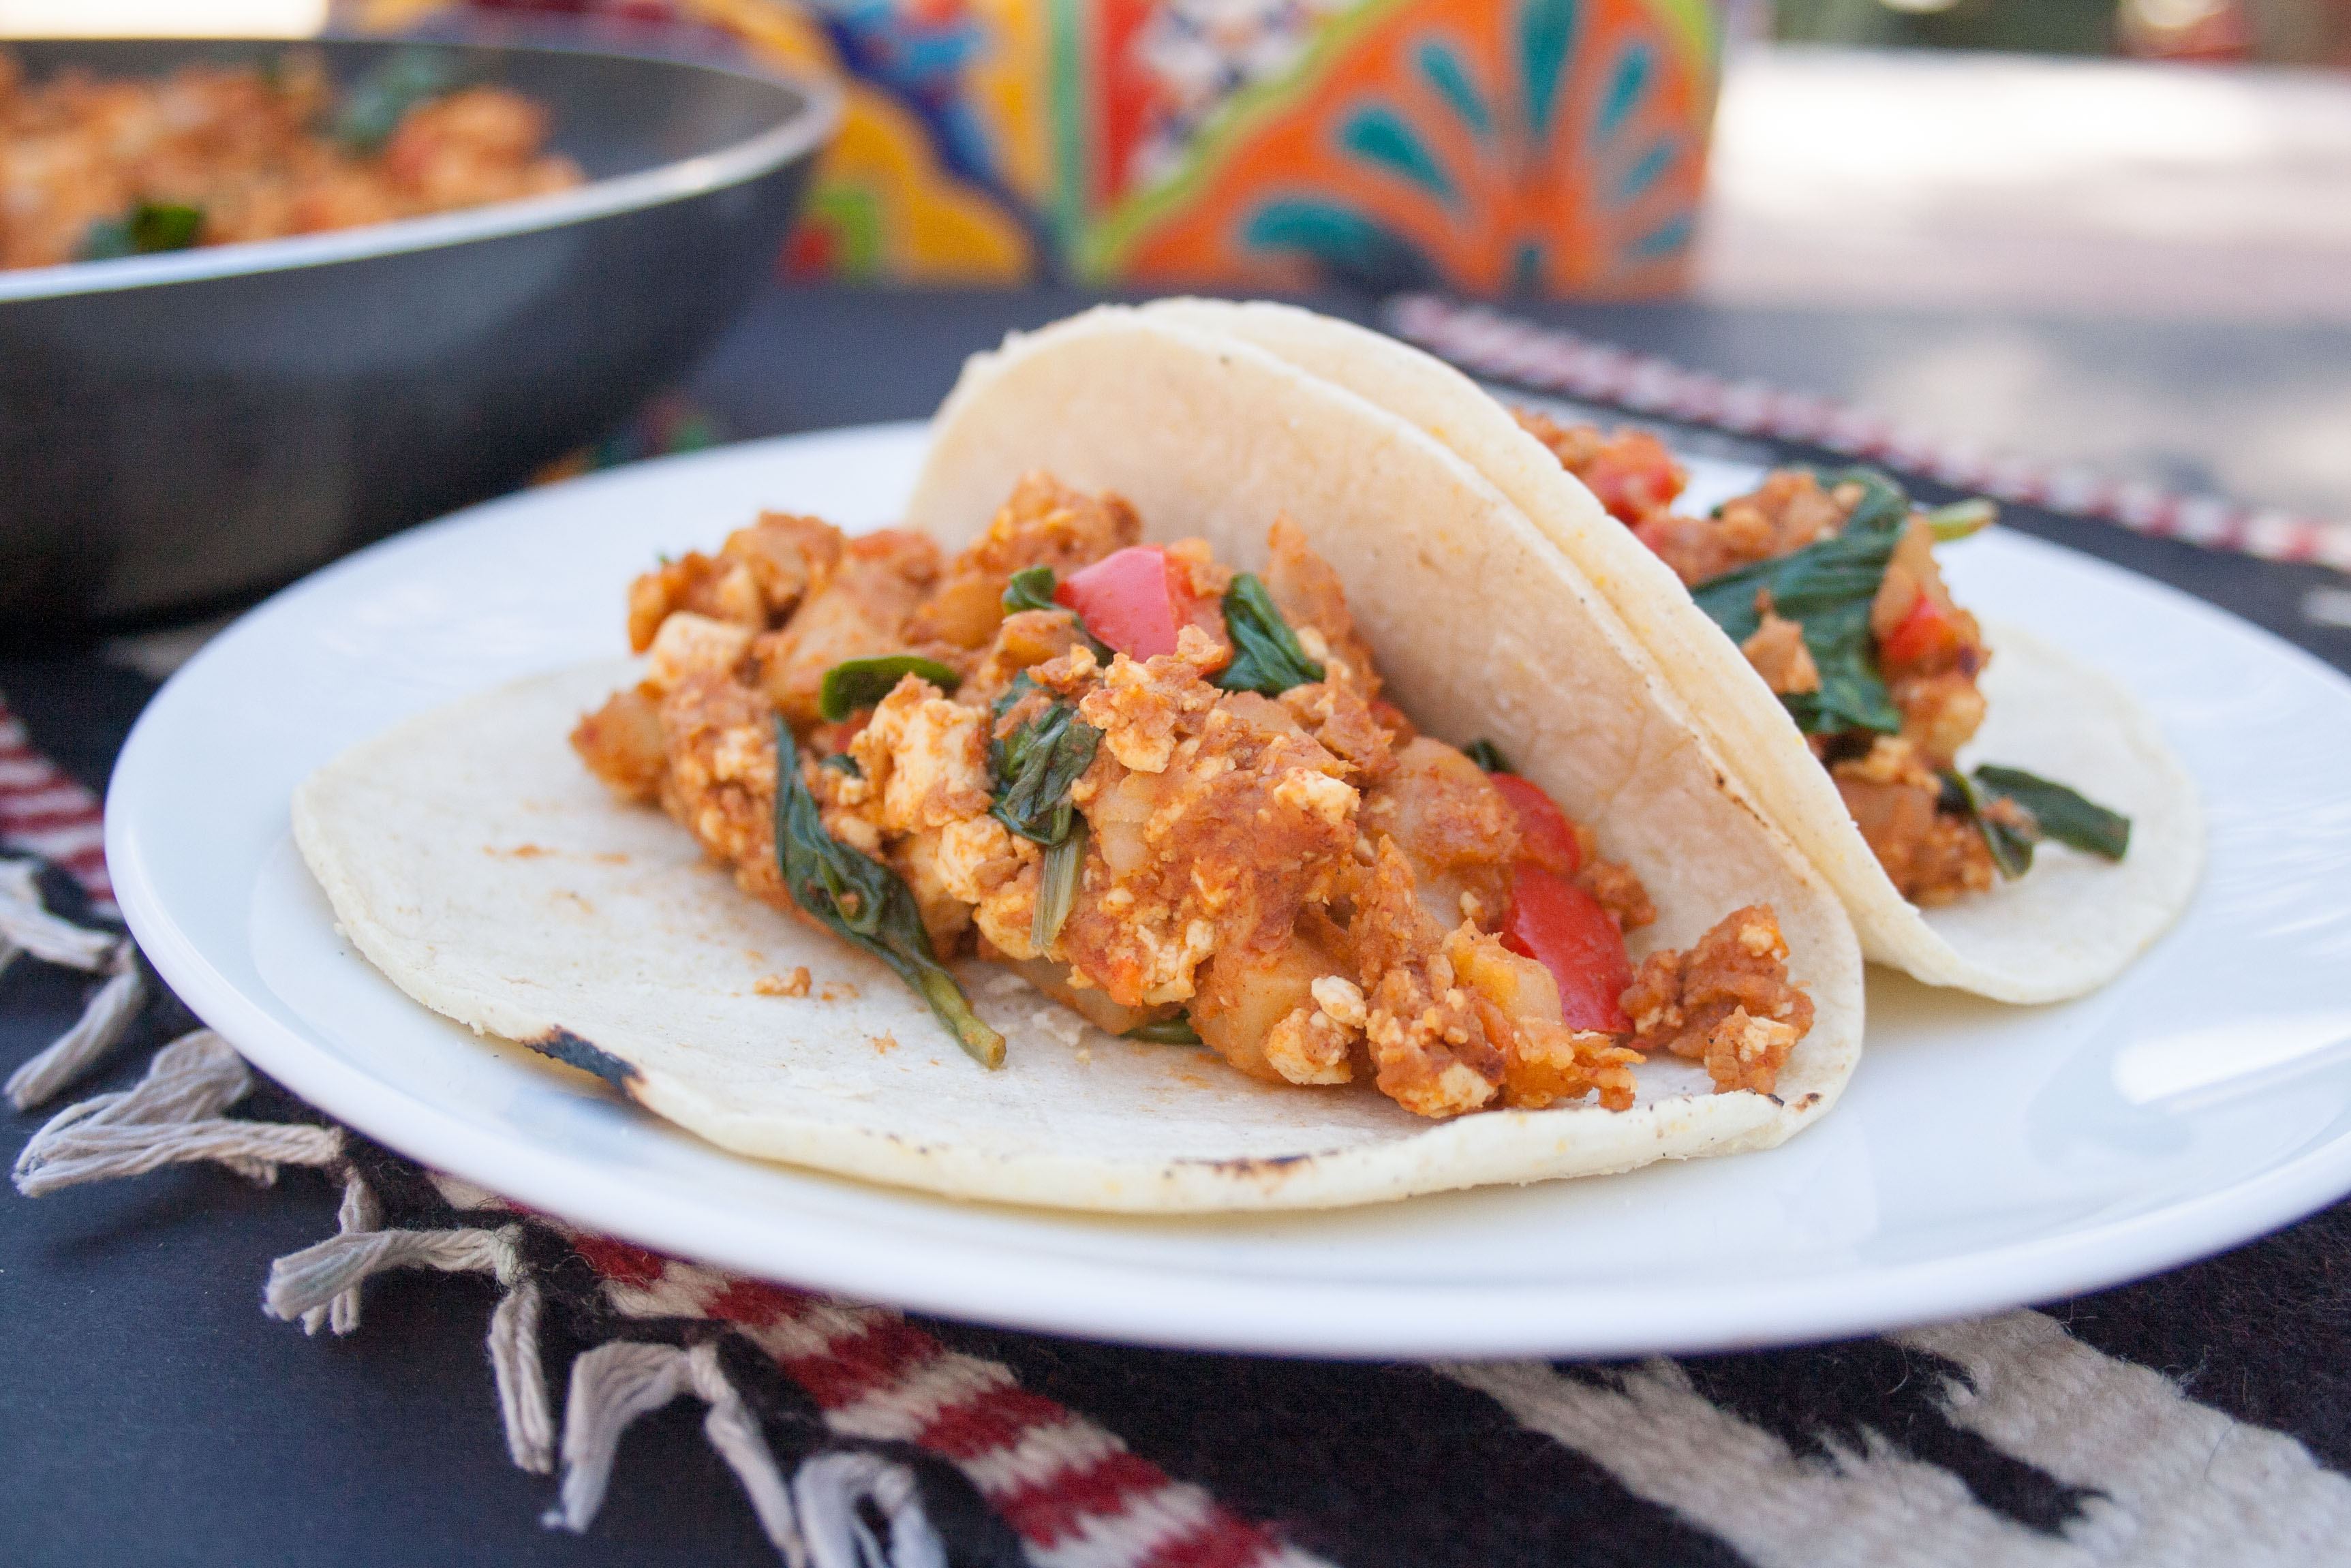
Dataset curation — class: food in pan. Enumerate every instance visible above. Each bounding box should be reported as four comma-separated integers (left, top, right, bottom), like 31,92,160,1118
1141,299,2202,1003
294,306,1862,1211
0,46,579,272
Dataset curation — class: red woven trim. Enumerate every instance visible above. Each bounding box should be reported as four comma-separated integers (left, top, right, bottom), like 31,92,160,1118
579,1247,1313,1566
1385,294,2351,575
916,1379,1070,1459
0,700,116,917
777,1314,940,1408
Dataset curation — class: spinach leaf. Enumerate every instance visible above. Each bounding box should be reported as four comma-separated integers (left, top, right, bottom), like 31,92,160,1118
78,202,204,261
1464,739,1513,773
1973,765,2131,861
772,721,1003,1067
1941,769,2034,880
1002,565,1060,615
988,673,1101,846
1215,573,1324,696
1689,467,1911,736
1032,820,1087,951
818,655,962,722
336,46,463,153
819,753,861,777
1124,1013,1203,1045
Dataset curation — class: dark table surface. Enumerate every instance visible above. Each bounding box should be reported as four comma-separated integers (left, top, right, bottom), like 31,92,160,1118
8,283,2350,1567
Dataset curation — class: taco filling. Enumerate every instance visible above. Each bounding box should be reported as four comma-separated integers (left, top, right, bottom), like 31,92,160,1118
572,474,1816,1118
1513,413,2133,909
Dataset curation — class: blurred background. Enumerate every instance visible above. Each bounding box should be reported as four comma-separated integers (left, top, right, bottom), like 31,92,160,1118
5,0,2347,640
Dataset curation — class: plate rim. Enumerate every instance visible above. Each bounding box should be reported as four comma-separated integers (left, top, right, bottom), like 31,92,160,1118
106,421,2351,1358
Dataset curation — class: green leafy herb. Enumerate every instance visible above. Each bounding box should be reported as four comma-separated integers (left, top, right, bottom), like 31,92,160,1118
1214,573,1324,696
1124,1013,1203,1045
818,655,962,722
771,720,1004,1068
1002,565,1061,615
77,202,204,261
1941,765,2131,880
1941,769,2035,880
819,753,861,777
1464,739,1513,773
1032,820,1088,951
1924,497,1997,542
335,46,463,153
1973,765,2131,861
988,673,1101,847
1689,467,1911,736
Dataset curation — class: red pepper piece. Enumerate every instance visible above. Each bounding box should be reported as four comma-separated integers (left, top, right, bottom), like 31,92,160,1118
1502,865,1634,1034
1488,772,1582,877
1056,545,1187,660
1879,588,1958,668
1580,431,1685,525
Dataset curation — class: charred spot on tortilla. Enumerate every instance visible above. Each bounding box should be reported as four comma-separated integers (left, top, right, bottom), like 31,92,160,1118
526,1027,641,1094
1186,1152,1316,1175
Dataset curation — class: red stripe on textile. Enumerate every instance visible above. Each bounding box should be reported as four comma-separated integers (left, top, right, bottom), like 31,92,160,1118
568,1232,673,1289
703,1276,814,1328
0,806,102,834
915,1380,1071,1460
991,1449,1174,1546
758,1309,1292,1558
1136,1512,1291,1568
0,697,114,908
780,1315,941,1409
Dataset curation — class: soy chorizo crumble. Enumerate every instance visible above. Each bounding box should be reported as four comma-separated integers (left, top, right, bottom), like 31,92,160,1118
574,472,1815,1116
1517,407,2003,907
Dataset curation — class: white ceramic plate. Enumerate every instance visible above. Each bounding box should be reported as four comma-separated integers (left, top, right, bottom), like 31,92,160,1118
109,422,2351,1358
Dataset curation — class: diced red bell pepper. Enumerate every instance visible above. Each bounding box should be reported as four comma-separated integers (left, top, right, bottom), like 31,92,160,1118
1879,587,1958,668
1581,431,1685,525
1055,545,1189,660
1502,865,1634,1033
1488,773,1582,877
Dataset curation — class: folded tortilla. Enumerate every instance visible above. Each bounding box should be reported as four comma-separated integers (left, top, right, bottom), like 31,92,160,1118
1135,298,2202,1003
294,309,1864,1212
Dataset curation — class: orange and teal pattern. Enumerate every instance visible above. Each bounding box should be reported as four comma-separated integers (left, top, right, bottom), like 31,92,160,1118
452,0,1719,296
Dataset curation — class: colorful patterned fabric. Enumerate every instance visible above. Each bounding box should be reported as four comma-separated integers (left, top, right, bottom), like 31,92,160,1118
447,0,1718,293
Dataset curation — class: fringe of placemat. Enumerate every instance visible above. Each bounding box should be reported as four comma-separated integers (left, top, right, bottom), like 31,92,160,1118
1383,294,2351,575
5,872,1325,1568
0,856,145,1114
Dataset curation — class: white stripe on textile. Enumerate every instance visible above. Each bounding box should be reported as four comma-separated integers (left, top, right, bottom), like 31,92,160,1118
601,1258,735,1320
4,821,106,859
824,1351,1016,1442
1445,1359,2094,1568
955,1415,1124,1500
0,784,96,818
1898,1310,2351,1566
737,1300,897,1363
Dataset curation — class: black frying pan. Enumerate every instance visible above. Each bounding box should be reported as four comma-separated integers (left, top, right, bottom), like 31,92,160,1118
0,27,835,641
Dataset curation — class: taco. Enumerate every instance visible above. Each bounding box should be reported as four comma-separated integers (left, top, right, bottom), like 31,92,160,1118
1137,300,2201,1004
294,308,1863,1212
